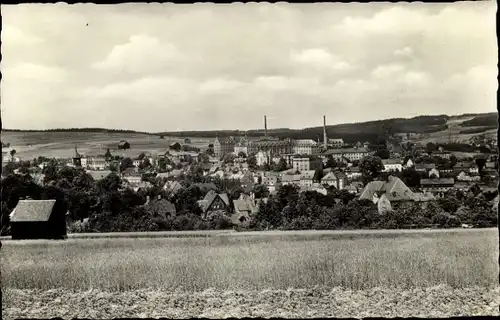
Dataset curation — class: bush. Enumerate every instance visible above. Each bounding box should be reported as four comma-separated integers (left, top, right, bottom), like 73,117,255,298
445,215,461,228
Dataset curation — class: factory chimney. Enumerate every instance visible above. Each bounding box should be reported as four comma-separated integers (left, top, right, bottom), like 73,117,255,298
323,115,328,149
264,115,268,138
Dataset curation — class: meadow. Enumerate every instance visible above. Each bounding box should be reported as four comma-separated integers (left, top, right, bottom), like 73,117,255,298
1,131,211,159
2,229,499,318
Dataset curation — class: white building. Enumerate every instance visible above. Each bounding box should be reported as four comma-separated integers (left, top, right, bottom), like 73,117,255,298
256,151,270,167
382,159,403,172
299,170,316,187
325,148,371,162
328,138,344,149
292,157,312,173
292,139,318,155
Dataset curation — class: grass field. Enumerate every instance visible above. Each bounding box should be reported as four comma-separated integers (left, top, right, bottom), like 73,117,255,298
2,229,499,318
1,131,211,159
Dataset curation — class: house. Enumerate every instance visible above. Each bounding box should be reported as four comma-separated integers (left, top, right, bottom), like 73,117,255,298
262,175,278,188
281,174,301,186
414,163,436,172
232,195,259,224
419,178,455,195
346,166,362,180
163,180,183,194
432,151,452,160
247,139,293,157
300,185,328,195
234,136,249,156
404,158,414,168
456,171,481,182
428,168,440,178
454,162,478,175
359,176,415,205
87,170,112,181
292,139,319,155
118,140,130,150
320,172,344,190
88,156,108,170
213,136,235,157
328,138,344,149
10,199,67,240
299,170,316,187
168,169,183,178
132,157,142,168
197,190,230,216
169,142,182,151
345,181,363,194
121,168,142,184
382,159,403,172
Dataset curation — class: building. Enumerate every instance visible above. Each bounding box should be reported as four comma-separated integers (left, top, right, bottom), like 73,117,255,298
232,195,259,224
320,171,344,190
247,139,293,157
299,170,316,187
169,142,182,151
346,166,362,180
328,138,344,149
292,139,319,155
292,156,322,173
359,176,415,207
454,162,479,175
213,136,235,157
323,147,371,162
197,190,230,216
10,199,67,240
382,159,403,172
234,136,249,156
72,146,82,167
419,178,455,194
118,140,130,150
88,156,108,170
428,168,440,178
281,174,301,186
433,151,452,160
86,170,112,181
163,180,183,194
256,151,270,167
121,168,142,184
414,163,436,172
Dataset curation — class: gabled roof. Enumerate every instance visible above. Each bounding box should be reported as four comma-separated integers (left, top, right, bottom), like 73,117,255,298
194,182,218,191
233,198,258,215
164,180,183,193
10,200,56,222
87,170,112,181
420,178,455,185
415,163,436,170
359,177,415,202
199,191,229,212
321,172,338,181
382,159,402,165
300,170,316,180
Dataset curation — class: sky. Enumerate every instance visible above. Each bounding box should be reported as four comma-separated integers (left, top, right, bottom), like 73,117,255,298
1,2,498,132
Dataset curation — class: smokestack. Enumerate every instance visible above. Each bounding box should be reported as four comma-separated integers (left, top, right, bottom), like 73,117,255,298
264,115,268,137
323,115,328,149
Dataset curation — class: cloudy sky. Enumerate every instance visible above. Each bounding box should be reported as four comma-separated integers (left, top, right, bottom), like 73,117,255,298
1,2,497,132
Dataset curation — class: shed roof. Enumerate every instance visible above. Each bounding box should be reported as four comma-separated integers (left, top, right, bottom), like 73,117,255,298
420,178,454,185
10,200,56,222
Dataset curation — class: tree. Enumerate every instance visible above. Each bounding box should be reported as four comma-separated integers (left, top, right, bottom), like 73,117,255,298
276,157,288,171
252,184,269,198
238,151,247,158
475,158,487,176
198,153,210,163
325,156,337,169
9,149,16,158
120,158,134,172
373,149,390,160
247,154,257,170
138,153,146,160
426,142,437,153
222,153,236,164
139,158,152,170
104,149,112,160
359,156,384,183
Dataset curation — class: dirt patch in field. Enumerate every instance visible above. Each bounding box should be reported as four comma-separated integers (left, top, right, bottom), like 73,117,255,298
3,286,499,319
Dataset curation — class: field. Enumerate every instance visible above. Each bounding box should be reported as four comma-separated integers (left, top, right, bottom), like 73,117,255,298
2,229,499,318
1,131,212,160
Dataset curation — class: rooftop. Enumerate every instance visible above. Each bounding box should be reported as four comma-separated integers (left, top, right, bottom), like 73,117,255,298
10,200,56,222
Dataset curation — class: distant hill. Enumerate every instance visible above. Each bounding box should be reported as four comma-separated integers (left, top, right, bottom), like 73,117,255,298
156,114,454,144
2,128,153,135
460,113,498,127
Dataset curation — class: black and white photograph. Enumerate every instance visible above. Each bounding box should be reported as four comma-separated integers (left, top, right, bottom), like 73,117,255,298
1,1,499,319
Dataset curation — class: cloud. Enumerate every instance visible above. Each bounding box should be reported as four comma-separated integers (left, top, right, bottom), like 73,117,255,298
92,34,181,73
1,2,496,131
291,48,352,71
394,46,413,58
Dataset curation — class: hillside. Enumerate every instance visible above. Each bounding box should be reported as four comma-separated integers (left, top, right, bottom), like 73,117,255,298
2,112,496,159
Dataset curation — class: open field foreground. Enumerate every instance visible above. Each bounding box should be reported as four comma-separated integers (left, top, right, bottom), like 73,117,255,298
2,229,499,318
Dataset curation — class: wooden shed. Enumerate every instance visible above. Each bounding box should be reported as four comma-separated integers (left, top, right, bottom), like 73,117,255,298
10,200,67,240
